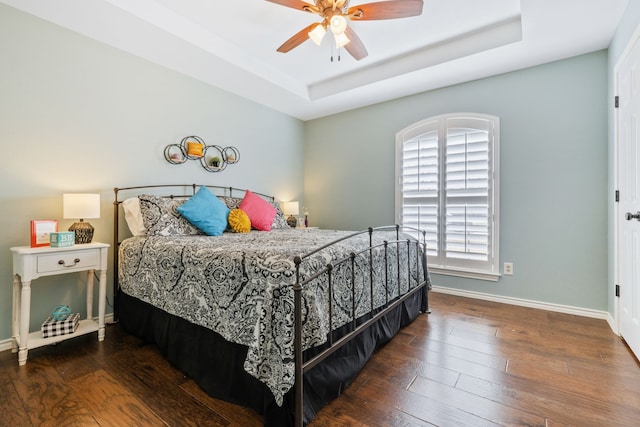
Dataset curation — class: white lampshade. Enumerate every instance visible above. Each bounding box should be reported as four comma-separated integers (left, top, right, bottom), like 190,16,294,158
283,201,300,216
333,33,351,49
63,193,100,219
333,32,350,48
308,24,326,45
329,15,347,35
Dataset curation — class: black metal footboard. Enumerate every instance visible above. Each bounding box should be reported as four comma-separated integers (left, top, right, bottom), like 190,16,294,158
292,225,429,427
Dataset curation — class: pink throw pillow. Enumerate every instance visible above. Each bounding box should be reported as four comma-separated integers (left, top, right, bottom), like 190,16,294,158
239,190,277,231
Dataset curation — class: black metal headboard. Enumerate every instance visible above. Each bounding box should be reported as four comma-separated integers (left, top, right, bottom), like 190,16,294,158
112,184,275,321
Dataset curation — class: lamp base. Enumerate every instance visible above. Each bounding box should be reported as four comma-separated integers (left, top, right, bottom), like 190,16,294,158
287,215,297,228
69,220,94,244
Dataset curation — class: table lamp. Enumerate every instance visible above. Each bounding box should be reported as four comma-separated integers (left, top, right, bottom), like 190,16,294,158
63,193,100,244
283,201,299,228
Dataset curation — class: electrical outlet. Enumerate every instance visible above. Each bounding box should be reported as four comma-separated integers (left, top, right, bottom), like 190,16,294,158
504,262,514,275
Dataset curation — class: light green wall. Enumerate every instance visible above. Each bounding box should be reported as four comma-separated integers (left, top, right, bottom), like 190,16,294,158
0,4,304,342
305,51,609,311
607,1,640,317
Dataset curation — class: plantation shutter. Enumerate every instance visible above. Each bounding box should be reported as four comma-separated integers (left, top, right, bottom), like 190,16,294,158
397,114,499,279
400,123,439,258
445,117,492,266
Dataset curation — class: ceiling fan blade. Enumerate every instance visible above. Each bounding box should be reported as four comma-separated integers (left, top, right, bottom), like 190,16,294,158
344,25,368,60
277,23,319,53
265,0,319,13
348,0,423,20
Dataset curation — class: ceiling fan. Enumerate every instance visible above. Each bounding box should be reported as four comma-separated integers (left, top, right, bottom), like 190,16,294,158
266,0,424,61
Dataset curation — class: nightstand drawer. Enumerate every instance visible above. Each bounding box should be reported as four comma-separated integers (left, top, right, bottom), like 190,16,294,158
36,250,99,273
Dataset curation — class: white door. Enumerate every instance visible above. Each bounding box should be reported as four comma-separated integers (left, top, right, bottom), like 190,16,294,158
618,33,640,360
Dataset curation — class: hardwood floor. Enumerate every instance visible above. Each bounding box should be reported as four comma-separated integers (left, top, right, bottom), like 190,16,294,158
2,292,639,426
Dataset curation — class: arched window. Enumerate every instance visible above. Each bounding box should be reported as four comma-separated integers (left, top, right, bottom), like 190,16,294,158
395,113,500,281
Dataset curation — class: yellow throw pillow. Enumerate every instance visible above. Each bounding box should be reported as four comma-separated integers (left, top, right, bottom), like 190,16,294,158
228,208,251,233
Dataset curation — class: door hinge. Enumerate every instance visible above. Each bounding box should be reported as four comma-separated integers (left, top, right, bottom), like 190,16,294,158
615,96,619,108
616,190,620,202
616,284,620,297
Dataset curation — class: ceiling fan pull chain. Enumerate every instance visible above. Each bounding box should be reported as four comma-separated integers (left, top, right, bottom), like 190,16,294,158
329,44,342,62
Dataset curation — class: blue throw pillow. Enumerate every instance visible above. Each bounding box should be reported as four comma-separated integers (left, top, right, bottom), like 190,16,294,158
177,186,230,236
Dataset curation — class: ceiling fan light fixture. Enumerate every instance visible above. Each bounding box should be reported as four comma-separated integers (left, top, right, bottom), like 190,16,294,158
271,0,425,61
329,14,348,34
334,31,350,48
308,24,326,45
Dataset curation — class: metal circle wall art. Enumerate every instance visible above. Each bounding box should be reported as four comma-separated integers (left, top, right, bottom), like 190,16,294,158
164,136,240,172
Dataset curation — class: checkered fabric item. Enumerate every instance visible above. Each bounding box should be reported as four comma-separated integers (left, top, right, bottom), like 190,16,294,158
41,312,80,338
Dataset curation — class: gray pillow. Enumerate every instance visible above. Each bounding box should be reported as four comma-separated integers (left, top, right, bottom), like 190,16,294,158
138,194,203,236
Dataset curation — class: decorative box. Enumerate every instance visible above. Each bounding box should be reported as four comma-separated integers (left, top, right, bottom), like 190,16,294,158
50,231,75,247
41,312,80,338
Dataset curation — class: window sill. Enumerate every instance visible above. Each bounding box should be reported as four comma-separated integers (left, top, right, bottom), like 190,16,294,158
428,266,500,282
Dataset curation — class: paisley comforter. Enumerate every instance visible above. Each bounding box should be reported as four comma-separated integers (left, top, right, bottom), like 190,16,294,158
118,228,427,405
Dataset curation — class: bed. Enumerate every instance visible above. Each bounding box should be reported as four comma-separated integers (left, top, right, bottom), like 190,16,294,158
113,184,430,426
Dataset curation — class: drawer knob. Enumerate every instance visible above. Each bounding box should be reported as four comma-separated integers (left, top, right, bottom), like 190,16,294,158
58,258,80,267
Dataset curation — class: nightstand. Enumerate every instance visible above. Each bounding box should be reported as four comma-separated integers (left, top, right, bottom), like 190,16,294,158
10,242,109,365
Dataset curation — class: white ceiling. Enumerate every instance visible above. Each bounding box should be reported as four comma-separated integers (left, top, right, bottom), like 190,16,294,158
2,0,629,120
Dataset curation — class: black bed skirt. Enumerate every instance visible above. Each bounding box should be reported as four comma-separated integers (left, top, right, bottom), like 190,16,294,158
118,290,426,426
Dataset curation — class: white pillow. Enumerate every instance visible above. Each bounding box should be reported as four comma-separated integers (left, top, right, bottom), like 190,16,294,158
122,197,146,236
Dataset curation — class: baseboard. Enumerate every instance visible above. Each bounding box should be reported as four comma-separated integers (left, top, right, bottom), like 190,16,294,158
0,339,12,353
431,286,610,321
0,313,115,354
607,312,618,335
